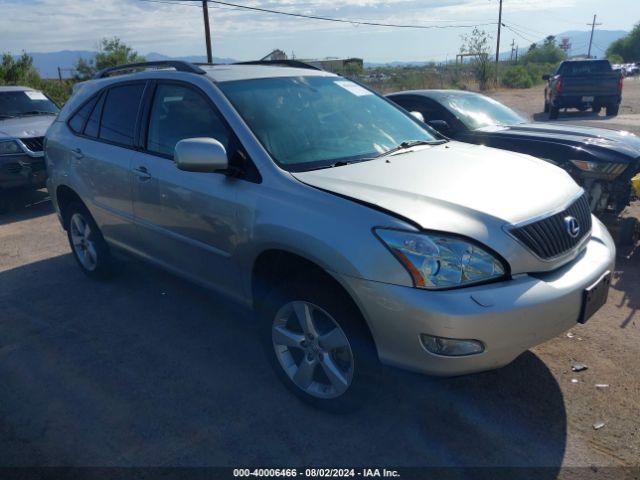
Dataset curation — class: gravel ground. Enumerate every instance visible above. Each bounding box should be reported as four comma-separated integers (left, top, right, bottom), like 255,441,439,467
489,76,640,135
0,80,639,474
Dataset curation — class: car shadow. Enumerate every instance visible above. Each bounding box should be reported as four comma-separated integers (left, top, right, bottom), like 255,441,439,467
0,189,53,225
611,248,640,328
0,253,566,475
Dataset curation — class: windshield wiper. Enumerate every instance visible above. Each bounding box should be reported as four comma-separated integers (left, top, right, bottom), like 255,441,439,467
375,139,445,159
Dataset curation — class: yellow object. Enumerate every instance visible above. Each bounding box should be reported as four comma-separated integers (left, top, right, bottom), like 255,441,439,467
633,173,640,197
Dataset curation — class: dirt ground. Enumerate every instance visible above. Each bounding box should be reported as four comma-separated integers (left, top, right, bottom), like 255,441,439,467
489,76,640,135
0,81,639,475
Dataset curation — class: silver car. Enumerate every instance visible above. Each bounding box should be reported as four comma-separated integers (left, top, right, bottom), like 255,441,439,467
1,86,59,192
45,61,615,411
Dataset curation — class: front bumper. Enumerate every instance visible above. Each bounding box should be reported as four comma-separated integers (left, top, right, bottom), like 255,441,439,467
341,219,616,376
0,154,47,190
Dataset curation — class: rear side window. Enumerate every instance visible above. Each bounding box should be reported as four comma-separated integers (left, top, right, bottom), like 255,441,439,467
68,95,99,134
99,84,145,147
146,83,231,157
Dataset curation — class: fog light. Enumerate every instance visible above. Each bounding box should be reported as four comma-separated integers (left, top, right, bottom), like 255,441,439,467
420,334,484,357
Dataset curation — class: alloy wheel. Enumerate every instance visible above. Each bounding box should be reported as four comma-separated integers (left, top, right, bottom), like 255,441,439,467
69,212,98,271
272,300,355,399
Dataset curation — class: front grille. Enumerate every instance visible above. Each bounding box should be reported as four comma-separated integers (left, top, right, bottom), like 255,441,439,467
509,194,592,260
20,136,44,152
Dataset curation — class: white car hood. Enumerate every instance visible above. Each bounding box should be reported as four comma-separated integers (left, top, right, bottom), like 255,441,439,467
292,142,581,231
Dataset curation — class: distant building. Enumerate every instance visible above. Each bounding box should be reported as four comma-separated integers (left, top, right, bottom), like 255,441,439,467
261,49,288,61
259,50,363,73
304,58,364,73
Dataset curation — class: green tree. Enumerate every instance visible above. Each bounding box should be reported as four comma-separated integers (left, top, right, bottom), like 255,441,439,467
520,36,566,64
607,53,624,64
606,22,640,62
460,27,493,90
0,52,39,84
75,37,145,80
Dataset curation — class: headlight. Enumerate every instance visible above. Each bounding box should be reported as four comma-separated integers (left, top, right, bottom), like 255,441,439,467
0,140,22,155
375,229,507,289
570,160,628,179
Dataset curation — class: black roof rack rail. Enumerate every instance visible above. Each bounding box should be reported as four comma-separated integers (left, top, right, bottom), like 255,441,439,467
93,61,207,79
233,60,323,71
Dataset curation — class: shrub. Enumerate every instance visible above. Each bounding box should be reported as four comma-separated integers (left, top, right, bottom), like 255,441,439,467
501,65,533,88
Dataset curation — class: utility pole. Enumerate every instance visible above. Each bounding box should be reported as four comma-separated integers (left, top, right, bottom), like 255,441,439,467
510,39,515,62
202,0,213,63
515,45,518,63
587,14,602,59
495,0,503,83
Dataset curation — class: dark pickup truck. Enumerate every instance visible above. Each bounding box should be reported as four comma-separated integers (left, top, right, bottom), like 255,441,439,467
543,59,623,119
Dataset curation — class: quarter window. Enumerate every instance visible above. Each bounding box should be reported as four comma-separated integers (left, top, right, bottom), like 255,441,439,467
83,93,105,138
68,95,99,134
99,84,145,147
146,83,230,157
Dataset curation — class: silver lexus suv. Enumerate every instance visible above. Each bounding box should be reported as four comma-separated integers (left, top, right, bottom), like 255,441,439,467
45,61,615,411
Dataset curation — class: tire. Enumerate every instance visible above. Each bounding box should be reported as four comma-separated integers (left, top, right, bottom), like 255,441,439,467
260,275,377,413
606,105,619,117
543,100,549,113
549,106,560,120
619,217,639,247
64,202,116,279
592,103,602,114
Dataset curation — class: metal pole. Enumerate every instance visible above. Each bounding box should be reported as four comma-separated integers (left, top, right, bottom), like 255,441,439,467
57,66,63,82
495,0,503,83
202,0,213,63
587,14,601,59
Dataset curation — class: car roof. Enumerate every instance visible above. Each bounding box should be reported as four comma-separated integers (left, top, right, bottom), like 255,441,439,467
0,85,38,92
200,64,335,82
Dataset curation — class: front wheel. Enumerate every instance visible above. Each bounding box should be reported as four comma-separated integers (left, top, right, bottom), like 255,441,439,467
543,100,549,113
260,277,377,412
65,202,116,279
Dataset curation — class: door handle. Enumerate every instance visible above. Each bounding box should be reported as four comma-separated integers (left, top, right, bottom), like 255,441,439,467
71,147,84,159
134,165,152,181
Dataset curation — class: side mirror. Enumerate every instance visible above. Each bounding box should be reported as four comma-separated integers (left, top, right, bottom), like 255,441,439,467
542,74,550,81
174,138,228,173
427,120,451,134
410,111,425,122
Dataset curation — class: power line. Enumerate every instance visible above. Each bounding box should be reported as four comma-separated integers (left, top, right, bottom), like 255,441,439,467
138,0,496,30
502,23,537,45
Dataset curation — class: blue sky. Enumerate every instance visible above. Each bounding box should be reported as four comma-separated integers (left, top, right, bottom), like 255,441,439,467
0,0,637,62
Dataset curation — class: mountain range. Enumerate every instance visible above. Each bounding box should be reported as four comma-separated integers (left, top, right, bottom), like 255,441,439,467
24,29,629,77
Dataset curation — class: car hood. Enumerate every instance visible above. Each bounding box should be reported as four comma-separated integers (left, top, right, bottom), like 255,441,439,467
0,115,55,139
292,141,581,231
476,122,640,161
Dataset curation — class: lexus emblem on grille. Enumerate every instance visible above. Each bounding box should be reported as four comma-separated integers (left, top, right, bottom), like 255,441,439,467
564,216,581,238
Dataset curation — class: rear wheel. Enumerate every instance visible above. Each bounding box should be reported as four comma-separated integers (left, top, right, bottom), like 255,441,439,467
592,103,602,114
260,276,377,412
549,105,560,120
65,202,116,279
606,104,619,117
543,100,549,113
